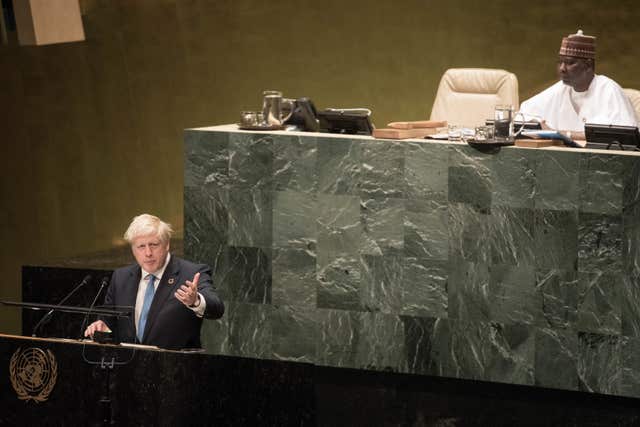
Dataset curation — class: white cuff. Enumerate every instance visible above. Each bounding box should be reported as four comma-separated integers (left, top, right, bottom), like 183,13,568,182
188,292,207,317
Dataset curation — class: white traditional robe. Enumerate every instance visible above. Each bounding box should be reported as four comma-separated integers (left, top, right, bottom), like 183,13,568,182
519,75,637,131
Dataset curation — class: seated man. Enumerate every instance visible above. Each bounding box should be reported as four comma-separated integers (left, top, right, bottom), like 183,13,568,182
84,213,224,350
519,29,637,142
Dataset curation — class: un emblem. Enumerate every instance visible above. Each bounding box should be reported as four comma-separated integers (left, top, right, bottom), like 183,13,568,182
9,347,58,402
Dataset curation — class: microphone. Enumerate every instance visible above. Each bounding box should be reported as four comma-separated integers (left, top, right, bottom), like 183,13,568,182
31,274,92,337
80,276,110,339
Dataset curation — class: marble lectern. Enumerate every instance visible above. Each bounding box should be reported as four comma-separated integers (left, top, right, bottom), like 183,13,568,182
184,125,640,398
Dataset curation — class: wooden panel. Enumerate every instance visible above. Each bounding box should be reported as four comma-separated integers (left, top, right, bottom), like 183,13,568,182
515,139,564,148
13,0,85,45
372,127,437,139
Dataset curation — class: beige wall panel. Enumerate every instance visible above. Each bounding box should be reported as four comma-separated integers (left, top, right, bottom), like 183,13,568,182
14,0,85,46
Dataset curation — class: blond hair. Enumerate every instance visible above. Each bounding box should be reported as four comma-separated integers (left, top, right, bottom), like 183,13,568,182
123,214,173,244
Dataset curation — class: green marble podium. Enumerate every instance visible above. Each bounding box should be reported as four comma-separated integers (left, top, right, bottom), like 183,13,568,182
184,125,640,398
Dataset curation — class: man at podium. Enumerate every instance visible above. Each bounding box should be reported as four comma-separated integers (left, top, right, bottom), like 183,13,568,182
84,214,224,350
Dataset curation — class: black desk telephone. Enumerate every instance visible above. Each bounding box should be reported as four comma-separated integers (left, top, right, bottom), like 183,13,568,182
284,97,319,132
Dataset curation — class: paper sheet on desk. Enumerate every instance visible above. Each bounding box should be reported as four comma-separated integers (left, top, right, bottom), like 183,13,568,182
425,128,474,140
425,133,450,140
120,342,160,350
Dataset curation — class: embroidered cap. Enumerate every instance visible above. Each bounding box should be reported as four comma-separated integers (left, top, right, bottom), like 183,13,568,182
559,29,596,59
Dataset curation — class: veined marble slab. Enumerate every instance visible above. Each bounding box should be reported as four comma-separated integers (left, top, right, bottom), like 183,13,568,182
186,125,640,398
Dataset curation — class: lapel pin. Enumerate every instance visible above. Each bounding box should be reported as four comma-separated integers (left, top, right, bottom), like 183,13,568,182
168,278,175,285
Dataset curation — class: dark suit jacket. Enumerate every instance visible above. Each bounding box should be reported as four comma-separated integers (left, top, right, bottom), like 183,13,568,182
103,255,224,350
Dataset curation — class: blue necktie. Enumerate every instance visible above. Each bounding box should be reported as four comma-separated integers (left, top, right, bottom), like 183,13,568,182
137,274,156,341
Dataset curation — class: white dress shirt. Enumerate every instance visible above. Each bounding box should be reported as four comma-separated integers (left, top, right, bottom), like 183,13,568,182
135,253,206,337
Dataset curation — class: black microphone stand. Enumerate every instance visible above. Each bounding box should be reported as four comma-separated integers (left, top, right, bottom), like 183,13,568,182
79,276,110,339
80,304,135,427
79,276,115,426
32,274,92,337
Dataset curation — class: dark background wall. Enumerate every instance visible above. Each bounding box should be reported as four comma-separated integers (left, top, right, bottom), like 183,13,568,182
1,0,639,334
